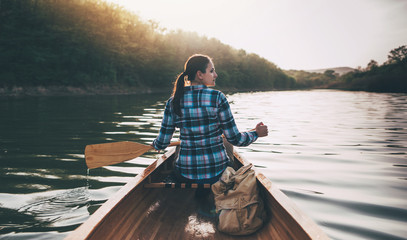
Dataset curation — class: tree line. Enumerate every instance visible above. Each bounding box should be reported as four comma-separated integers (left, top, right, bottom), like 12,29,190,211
1,0,405,94
328,45,407,93
0,0,294,93
284,69,338,89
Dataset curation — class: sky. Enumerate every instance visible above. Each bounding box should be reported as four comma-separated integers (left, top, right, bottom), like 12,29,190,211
105,0,407,70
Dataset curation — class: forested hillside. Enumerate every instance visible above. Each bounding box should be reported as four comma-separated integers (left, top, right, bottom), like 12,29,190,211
284,69,338,89
305,67,354,76
285,46,407,93
0,0,294,94
328,45,407,93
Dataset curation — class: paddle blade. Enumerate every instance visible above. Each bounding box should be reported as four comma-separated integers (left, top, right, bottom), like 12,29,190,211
85,141,153,169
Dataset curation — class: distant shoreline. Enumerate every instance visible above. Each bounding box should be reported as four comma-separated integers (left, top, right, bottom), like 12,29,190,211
1,85,317,97
2,85,403,98
0,85,274,97
0,85,167,97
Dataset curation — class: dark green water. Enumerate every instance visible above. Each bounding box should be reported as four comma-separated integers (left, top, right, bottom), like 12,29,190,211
1,90,406,240
0,93,168,239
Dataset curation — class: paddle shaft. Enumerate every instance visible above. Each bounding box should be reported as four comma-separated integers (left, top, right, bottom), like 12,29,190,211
85,141,180,169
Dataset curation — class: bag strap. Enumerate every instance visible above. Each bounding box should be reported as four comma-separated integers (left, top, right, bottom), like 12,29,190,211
237,163,253,176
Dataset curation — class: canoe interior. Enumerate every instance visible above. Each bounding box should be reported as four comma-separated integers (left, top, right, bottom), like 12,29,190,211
67,146,329,240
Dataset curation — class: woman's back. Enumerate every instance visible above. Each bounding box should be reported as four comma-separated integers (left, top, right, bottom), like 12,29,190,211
177,85,224,149
152,54,268,182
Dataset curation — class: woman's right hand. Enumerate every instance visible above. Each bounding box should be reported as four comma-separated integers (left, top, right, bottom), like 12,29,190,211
150,143,161,153
255,122,268,137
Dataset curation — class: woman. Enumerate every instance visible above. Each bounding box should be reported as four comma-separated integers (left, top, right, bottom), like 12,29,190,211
152,54,268,184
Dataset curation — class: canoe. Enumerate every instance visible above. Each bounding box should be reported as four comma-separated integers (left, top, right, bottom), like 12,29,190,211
66,145,329,240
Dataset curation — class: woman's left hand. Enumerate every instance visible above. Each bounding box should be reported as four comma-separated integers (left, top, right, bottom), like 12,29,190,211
255,122,268,137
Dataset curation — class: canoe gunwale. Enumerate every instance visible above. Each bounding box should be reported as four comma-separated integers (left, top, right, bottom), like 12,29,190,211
234,150,329,239
65,147,177,240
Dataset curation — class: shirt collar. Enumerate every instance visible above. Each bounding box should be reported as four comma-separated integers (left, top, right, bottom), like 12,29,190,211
184,85,208,91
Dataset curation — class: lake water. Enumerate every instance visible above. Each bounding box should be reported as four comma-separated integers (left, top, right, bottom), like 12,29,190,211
0,90,406,240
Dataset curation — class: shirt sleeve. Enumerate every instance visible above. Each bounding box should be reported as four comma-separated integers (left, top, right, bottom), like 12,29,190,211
217,92,258,146
152,98,176,150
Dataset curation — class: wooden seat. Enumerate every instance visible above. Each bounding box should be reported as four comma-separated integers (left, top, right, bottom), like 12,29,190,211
144,170,212,189
144,182,212,189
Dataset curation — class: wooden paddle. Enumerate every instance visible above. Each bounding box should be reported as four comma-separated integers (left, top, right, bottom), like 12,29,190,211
85,128,258,169
85,141,180,169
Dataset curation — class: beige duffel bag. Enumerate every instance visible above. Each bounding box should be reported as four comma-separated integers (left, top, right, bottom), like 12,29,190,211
211,163,267,235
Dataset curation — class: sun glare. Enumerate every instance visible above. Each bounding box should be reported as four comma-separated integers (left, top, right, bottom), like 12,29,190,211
103,0,407,70
104,0,217,33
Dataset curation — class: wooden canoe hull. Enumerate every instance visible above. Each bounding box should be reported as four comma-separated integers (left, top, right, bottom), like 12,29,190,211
66,147,329,240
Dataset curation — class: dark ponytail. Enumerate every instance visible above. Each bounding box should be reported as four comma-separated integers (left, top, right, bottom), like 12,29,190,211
172,54,211,117
172,72,186,116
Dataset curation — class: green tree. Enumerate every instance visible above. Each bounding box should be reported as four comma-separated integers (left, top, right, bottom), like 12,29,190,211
366,60,378,71
386,45,407,64
323,70,336,80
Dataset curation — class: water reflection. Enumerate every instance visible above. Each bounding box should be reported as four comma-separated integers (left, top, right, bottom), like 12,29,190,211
1,90,406,240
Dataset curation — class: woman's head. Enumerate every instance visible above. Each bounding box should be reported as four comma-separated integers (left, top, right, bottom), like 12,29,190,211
172,54,216,116
183,54,214,83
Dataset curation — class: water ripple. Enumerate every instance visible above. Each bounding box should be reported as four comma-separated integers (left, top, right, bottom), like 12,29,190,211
0,187,90,235
1,90,407,240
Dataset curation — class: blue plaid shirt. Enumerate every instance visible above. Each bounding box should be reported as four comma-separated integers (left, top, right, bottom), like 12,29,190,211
152,85,258,180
